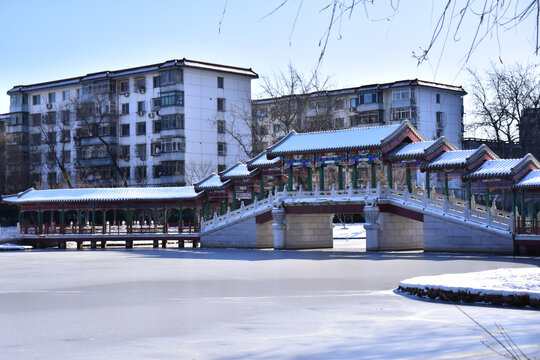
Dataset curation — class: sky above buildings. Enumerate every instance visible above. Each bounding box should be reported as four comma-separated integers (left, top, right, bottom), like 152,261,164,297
0,0,537,117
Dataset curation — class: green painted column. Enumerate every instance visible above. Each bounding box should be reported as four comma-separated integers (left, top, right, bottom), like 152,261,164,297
406,163,412,192
220,199,225,215
319,165,325,191
91,203,96,234
232,181,237,210
307,167,313,191
426,170,430,198
444,173,449,198
511,191,516,227
18,207,22,226
467,180,472,208
521,191,526,231
338,165,344,190
76,210,81,231
60,204,65,233
251,186,255,201
370,162,376,188
386,163,392,189
288,166,293,191
352,162,358,189
102,209,107,234
193,207,198,231
164,208,168,232
178,201,183,231
153,201,158,227
126,204,132,233
38,204,43,233
259,175,265,200
529,200,535,230
278,176,284,191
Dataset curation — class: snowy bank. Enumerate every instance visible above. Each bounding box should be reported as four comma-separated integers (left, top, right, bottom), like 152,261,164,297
0,243,26,251
398,268,540,308
333,223,365,239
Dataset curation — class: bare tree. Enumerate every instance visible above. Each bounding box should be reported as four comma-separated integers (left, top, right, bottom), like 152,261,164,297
467,63,540,144
184,160,215,186
255,1,540,66
72,88,127,187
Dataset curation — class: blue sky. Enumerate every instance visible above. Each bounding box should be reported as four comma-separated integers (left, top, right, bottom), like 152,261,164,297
0,0,537,113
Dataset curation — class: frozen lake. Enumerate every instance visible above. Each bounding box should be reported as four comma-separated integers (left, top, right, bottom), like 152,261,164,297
1,248,539,359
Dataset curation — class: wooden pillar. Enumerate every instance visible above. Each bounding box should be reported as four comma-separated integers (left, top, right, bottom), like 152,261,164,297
193,207,198,231
386,163,392,189
278,176,284,191
370,162,376,188
153,201,158,230
319,165,325,191
307,167,313,191
220,199,225,215
60,203,65,234
38,204,43,234
91,203,96,234
126,203,132,233
163,208,168,234
512,190,516,224
352,162,358,189
102,209,107,234
178,201,183,232
18,206,22,226
406,163,412,192
76,210,81,233
338,164,344,190
232,181,237,210
521,190,526,231
288,165,293,191
467,180,472,208
444,173,449,198
259,175,265,200
426,170,431,198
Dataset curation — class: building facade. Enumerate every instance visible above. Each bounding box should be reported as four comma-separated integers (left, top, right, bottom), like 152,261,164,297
252,79,466,153
6,59,257,190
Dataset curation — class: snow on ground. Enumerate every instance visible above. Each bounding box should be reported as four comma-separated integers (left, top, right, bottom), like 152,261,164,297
0,226,18,240
400,267,540,300
0,243,25,250
333,223,365,238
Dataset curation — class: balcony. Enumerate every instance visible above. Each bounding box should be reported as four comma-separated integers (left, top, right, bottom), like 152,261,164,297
391,98,415,108
356,102,384,112
78,157,114,168
80,135,118,147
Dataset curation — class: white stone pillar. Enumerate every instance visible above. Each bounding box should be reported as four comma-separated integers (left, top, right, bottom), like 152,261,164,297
364,196,380,251
272,206,287,249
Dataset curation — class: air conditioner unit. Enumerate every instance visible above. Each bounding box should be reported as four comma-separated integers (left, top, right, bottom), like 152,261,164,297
46,103,53,109
148,112,154,118
123,92,129,97
138,110,145,116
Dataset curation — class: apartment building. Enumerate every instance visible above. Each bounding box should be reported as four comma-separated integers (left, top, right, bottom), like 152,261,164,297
0,113,8,194
6,59,257,190
252,79,466,153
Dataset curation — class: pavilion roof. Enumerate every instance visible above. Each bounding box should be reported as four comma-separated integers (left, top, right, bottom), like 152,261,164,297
467,154,540,180
424,145,499,171
246,150,281,169
266,120,424,158
219,162,258,180
1,186,201,204
514,170,540,189
386,136,457,161
194,173,231,191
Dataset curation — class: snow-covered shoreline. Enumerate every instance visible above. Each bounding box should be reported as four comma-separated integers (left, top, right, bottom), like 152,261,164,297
398,268,540,307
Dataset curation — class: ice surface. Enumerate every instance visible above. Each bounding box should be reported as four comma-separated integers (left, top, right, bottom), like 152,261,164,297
0,249,539,359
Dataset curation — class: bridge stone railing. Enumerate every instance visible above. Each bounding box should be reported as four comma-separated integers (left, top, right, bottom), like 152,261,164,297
202,182,514,234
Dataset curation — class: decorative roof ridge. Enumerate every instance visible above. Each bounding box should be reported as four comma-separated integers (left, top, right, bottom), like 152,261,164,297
511,153,540,175
380,120,426,147
246,151,267,166
425,136,457,155
300,123,400,137
219,162,259,180
466,144,500,165
267,131,298,158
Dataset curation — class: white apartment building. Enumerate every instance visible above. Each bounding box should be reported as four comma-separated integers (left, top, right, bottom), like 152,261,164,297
6,59,257,189
252,79,466,151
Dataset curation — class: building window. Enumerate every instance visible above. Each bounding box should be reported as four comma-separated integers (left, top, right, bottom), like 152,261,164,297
60,130,70,143
392,88,414,101
160,160,185,176
61,110,70,125
121,124,130,136
436,93,441,104
119,146,130,160
135,78,146,92
217,142,226,156
30,152,41,164
159,69,183,85
121,103,129,114
32,95,40,105
62,90,69,101
153,76,160,88
335,99,345,109
45,111,56,125
47,172,57,186
77,88,82,98
31,114,41,126
352,111,381,125
121,167,130,180
160,114,184,130
135,166,146,181
217,76,224,89
48,92,56,103
135,144,146,158
30,133,41,146
217,98,225,111
153,121,161,133
120,81,129,93
137,101,146,113
349,97,357,109
98,124,116,137
359,92,380,104
160,91,184,107
62,150,71,163
217,120,225,134
161,137,185,153
136,122,146,135
391,107,416,121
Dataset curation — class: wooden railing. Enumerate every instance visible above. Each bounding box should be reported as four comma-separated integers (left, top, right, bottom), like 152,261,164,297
20,221,199,236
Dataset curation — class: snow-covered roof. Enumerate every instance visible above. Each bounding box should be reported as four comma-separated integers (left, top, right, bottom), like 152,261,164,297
2,187,201,204
514,170,540,189
425,145,499,171
387,141,437,160
7,59,257,94
246,151,281,169
219,162,258,180
467,154,540,180
267,123,404,157
194,173,231,191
